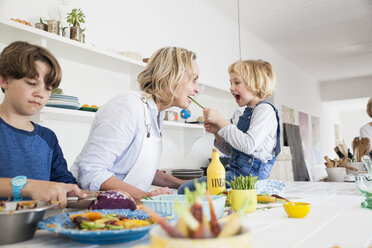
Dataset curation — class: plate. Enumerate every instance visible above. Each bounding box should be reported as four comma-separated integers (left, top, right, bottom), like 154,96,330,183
79,107,98,112
171,174,203,180
171,169,204,174
46,104,80,110
38,209,154,244
50,94,79,100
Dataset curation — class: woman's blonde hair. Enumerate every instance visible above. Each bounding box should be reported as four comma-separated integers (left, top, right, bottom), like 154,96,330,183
367,97,372,118
228,59,276,99
138,47,196,106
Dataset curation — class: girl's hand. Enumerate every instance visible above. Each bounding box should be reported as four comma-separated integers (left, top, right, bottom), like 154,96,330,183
203,108,230,129
204,121,219,134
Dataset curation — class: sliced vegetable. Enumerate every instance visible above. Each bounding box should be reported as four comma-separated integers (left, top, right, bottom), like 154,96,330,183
257,195,276,203
218,197,249,238
206,192,221,237
140,205,184,238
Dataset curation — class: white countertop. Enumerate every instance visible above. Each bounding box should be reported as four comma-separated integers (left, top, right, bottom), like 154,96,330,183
3,182,370,248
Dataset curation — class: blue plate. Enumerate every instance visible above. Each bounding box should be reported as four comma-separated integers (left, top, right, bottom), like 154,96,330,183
38,209,154,244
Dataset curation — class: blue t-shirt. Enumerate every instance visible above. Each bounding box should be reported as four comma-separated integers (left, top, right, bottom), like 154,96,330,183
0,118,76,184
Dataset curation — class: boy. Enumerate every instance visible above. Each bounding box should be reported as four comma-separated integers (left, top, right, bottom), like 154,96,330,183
0,41,85,207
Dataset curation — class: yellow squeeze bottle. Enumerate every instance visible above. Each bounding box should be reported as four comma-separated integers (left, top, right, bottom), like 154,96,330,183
207,148,226,195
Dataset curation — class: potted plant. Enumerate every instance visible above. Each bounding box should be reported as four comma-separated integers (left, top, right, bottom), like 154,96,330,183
35,17,47,31
228,175,258,213
66,8,85,42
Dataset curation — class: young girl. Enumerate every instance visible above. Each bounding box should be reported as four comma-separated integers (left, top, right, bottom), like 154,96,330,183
178,59,280,193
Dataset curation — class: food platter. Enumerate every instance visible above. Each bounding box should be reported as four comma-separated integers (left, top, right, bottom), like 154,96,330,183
38,209,155,244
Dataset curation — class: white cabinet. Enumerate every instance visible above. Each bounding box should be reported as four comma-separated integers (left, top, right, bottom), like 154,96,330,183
0,20,235,164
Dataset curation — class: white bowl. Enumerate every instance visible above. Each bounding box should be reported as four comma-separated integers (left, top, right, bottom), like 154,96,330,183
326,167,346,182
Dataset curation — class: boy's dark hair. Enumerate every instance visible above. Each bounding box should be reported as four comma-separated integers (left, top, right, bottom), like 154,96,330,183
0,41,62,93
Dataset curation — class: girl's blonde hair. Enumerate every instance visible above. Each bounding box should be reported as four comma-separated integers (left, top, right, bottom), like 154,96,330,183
228,60,276,99
367,97,372,118
138,47,196,106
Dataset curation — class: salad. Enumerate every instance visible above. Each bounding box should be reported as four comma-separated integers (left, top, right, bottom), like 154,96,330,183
69,211,153,230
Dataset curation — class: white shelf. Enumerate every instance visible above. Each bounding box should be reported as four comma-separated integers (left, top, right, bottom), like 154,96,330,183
163,120,204,130
32,106,95,123
199,83,231,99
35,106,203,130
1,20,217,155
32,107,205,154
0,20,145,75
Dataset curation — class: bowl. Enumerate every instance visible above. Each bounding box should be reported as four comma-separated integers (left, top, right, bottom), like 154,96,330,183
141,194,226,220
355,174,372,209
142,221,252,248
326,167,346,182
283,202,311,218
0,200,58,245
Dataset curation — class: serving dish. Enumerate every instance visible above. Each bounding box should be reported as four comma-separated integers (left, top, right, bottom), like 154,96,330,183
133,221,252,248
38,209,154,244
140,194,226,220
0,200,58,245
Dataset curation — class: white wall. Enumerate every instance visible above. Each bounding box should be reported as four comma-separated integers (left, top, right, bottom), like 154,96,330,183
0,0,339,180
322,98,370,159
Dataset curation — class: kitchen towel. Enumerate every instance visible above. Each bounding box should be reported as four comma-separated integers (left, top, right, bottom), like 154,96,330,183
255,179,285,195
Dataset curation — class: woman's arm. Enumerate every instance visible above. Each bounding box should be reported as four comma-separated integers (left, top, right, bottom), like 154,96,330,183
100,175,173,202
77,96,139,191
151,170,186,189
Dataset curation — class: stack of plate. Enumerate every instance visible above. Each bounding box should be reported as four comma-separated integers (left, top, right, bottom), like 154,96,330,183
171,169,204,180
47,94,80,110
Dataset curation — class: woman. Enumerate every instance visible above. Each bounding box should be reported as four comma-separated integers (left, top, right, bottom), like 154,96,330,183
360,97,372,155
72,47,200,201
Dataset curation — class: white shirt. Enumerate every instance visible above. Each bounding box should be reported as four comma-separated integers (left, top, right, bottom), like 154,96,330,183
72,92,164,191
215,103,278,163
360,123,372,152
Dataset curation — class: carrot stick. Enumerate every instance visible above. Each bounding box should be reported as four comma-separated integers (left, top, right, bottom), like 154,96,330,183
140,205,184,238
190,203,204,238
206,192,220,237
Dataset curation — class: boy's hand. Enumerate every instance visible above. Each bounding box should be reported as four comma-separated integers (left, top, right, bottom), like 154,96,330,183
22,180,85,208
203,108,230,130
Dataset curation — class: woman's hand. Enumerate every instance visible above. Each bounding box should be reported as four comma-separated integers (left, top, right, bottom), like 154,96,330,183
203,108,230,130
22,180,86,208
149,187,173,197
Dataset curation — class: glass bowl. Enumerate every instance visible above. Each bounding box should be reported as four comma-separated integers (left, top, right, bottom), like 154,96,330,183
355,174,372,209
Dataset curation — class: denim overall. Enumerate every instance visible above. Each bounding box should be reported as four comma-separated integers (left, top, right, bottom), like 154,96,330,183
177,101,281,194
226,101,281,180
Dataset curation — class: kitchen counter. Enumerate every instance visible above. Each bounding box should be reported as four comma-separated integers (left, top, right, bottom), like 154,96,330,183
4,182,370,248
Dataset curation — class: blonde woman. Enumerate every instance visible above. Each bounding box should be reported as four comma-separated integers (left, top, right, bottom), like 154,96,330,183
179,59,280,193
360,97,372,154
73,47,200,201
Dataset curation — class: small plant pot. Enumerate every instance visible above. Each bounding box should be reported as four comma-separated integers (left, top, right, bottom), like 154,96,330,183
35,23,47,31
70,26,82,42
47,20,60,35
229,189,257,213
